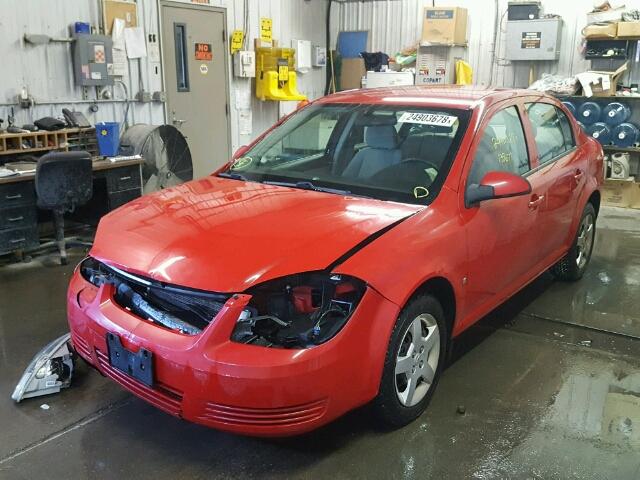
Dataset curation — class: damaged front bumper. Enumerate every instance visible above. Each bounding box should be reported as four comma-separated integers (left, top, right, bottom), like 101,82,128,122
67,269,400,436
12,333,74,402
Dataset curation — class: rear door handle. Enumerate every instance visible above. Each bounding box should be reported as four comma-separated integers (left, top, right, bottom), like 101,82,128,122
528,195,545,210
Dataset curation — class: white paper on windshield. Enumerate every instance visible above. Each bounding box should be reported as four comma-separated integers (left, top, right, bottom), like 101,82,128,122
399,112,457,127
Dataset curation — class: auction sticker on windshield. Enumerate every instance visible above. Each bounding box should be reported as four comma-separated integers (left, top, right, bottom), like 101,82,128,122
399,112,457,127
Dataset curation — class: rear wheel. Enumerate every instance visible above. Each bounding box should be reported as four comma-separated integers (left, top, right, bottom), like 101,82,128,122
550,203,596,281
374,294,447,427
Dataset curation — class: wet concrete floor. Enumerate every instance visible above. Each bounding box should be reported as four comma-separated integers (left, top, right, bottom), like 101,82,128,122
1,206,639,479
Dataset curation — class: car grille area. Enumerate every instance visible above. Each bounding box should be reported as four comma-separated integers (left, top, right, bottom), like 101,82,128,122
96,348,184,417
196,399,328,427
80,257,228,335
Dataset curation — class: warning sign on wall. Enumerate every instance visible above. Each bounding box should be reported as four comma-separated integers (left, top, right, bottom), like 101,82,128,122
521,32,541,49
195,43,213,61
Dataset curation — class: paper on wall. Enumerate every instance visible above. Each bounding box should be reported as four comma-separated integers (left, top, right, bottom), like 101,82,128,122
112,17,126,50
239,110,252,136
234,87,252,110
124,26,147,59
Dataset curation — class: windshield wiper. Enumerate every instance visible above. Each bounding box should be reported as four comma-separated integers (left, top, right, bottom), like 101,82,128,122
263,180,352,196
217,171,248,181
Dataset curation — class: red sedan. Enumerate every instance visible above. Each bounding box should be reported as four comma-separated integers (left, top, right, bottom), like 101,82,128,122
68,86,603,436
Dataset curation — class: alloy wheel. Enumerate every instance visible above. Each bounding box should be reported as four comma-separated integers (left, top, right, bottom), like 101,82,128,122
395,313,440,407
576,213,595,269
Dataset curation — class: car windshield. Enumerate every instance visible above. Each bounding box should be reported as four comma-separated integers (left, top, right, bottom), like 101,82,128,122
220,103,470,205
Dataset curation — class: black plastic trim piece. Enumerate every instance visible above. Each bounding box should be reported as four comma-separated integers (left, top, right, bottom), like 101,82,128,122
326,212,418,271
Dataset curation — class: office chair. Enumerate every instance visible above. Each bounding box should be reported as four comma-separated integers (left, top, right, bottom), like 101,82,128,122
35,151,93,265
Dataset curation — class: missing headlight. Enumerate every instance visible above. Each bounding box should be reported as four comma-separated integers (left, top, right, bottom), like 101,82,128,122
231,272,366,348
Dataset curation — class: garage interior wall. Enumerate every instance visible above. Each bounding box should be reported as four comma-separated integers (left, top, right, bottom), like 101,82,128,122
334,0,640,88
0,0,328,156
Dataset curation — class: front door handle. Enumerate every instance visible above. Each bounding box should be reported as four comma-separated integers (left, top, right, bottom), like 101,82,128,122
574,169,584,180
528,194,545,210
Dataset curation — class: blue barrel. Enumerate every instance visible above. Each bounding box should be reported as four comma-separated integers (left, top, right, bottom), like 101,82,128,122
577,102,602,125
95,122,120,157
586,122,611,145
602,102,631,126
612,123,639,148
562,101,576,117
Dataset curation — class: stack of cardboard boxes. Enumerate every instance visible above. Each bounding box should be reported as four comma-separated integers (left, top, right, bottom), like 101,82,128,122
416,7,468,86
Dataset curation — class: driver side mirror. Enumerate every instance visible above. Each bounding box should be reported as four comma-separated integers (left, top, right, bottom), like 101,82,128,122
465,171,532,207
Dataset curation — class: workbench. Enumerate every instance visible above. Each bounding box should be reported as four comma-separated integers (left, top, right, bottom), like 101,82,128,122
0,157,144,257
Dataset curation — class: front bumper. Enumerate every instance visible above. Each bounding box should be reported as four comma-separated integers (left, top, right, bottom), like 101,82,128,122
67,270,400,436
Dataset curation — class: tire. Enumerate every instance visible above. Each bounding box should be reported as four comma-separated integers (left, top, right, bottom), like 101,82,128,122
374,294,447,428
550,202,596,281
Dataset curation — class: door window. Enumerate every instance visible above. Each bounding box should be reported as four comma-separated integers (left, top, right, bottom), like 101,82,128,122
468,106,530,185
526,103,575,164
173,23,190,92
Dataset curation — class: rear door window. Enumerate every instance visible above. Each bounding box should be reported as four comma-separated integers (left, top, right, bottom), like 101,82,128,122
526,102,575,164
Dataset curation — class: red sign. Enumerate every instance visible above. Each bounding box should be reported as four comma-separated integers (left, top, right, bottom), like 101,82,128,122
195,43,213,61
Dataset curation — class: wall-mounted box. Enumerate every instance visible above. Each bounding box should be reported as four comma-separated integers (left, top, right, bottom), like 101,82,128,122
72,34,114,86
505,18,562,61
507,1,541,20
415,46,466,85
233,51,255,78
421,7,468,45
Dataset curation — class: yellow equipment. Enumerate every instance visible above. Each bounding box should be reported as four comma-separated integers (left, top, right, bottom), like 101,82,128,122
255,47,307,101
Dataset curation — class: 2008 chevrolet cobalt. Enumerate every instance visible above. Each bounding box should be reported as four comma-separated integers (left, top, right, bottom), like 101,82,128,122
68,86,603,436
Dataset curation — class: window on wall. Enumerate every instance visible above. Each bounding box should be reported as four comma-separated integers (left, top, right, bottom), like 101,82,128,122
526,103,575,164
468,106,530,185
174,23,189,92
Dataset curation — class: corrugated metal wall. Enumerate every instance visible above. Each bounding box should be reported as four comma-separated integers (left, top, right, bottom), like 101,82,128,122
0,0,163,129
334,0,634,87
0,0,328,154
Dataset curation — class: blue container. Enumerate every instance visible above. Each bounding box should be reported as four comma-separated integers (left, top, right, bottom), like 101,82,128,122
74,22,91,34
612,123,639,148
586,122,611,145
602,102,631,126
95,122,120,157
562,101,576,117
577,102,601,125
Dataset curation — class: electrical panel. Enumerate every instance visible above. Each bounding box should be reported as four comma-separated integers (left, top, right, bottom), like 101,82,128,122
72,34,115,86
233,51,256,78
505,18,562,61
415,46,466,85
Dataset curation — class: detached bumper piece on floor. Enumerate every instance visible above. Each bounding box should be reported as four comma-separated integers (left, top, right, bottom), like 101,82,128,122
12,333,75,402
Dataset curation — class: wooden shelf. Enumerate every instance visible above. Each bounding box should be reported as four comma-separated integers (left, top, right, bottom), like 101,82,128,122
0,127,97,157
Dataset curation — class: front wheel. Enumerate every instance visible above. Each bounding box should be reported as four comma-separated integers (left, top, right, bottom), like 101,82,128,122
373,294,447,428
550,202,596,281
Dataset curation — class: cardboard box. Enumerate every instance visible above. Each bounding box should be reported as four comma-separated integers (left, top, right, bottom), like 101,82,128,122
583,23,618,39
422,7,468,45
339,58,365,91
576,62,627,97
601,178,636,207
617,21,640,38
631,181,640,209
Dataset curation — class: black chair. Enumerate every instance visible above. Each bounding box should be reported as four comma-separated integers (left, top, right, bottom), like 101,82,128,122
35,151,93,265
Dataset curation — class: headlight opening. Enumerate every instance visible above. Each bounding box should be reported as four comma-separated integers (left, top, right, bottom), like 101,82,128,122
231,272,366,348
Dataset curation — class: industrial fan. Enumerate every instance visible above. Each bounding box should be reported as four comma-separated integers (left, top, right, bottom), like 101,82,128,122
119,124,193,193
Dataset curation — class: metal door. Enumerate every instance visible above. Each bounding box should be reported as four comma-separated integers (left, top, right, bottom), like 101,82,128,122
161,2,230,179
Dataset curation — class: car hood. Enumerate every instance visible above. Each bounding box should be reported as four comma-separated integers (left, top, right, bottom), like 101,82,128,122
90,176,421,292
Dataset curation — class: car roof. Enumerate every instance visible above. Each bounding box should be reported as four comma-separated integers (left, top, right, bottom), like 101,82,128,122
316,85,540,110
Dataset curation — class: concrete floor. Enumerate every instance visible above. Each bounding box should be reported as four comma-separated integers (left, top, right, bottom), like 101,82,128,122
1,206,640,480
